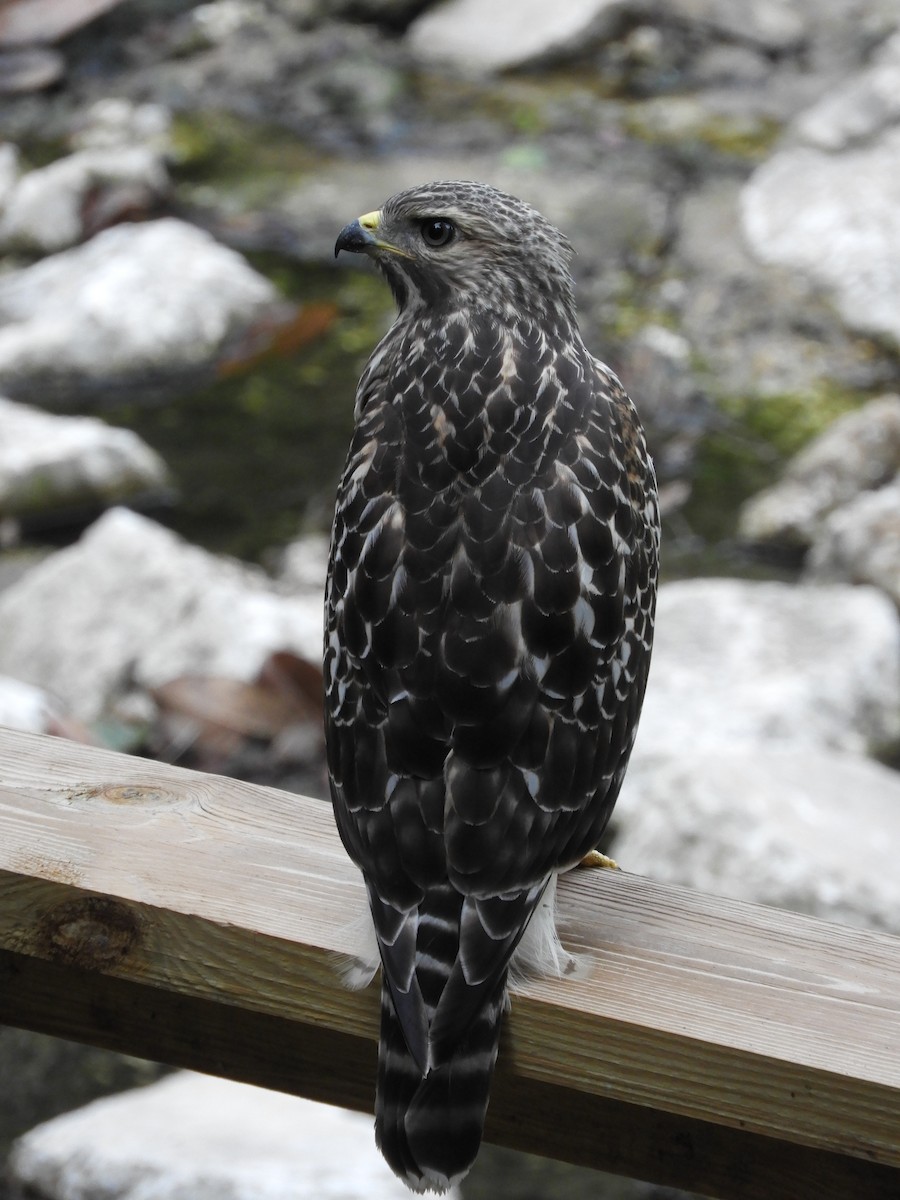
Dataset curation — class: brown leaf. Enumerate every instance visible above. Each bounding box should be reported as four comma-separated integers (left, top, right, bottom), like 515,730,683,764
152,675,303,741
257,650,324,719
216,301,339,379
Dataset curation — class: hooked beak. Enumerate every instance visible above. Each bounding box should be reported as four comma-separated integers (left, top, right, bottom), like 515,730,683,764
334,209,382,258
334,209,413,260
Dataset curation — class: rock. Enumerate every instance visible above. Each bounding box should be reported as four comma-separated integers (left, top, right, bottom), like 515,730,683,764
740,126,900,349
0,508,323,724
738,395,900,551
0,673,95,741
0,395,170,522
0,0,127,46
276,531,331,592
0,218,278,403
666,0,805,52
0,674,59,733
9,1071,449,1199
807,481,900,604
0,1029,166,1157
614,747,900,933
0,144,169,252
406,0,638,74
673,177,882,402
128,14,408,153
794,29,900,151
70,96,173,154
636,578,900,758
0,47,64,93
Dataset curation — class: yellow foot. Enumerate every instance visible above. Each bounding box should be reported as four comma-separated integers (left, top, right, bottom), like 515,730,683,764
577,850,619,870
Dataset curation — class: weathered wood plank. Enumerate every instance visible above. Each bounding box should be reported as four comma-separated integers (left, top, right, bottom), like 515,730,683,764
0,728,899,1200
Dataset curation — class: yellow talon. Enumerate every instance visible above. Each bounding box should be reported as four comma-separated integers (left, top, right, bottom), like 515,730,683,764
578,850,619,870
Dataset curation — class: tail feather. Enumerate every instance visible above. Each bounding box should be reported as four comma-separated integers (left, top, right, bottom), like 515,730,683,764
376,970,507,1193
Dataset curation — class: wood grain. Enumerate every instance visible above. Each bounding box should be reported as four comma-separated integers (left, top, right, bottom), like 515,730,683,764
1,728,898,1199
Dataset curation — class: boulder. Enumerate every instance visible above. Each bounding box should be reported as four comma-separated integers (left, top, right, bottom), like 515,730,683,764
0,674,59,734
0,509,323,724
741,126,900,349
806,481,900,605
738,394,900,551
0,218,278,403
794,29,900,151
0,395,170,522
0,145,169,253
406,0,638,74
637,578,900,758
615,747,900,933
8,1071,436,1200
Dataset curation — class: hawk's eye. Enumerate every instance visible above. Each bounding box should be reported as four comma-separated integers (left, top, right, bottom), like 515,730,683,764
420,218,455,248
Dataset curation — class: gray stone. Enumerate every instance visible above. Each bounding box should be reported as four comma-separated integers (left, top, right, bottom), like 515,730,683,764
794,30,900,150
674,177,882,401
741,127,900,348
9,1071,449,1200
70,96,173,153
807,480,900,603
406,0,638,74
0,218,278,401
0,508,323,723
637,578,900,758
615,747,900,933
666,0,805,51
738,395,900,551
0,395,170,521
0,145,168,253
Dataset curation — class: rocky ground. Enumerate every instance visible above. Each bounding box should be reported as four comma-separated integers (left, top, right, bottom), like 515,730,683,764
2,1,900,1198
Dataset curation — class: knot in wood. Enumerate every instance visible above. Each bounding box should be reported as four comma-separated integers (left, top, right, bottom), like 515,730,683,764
38,896,141,969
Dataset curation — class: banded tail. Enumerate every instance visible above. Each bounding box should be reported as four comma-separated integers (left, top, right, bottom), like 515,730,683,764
376,968,507,1192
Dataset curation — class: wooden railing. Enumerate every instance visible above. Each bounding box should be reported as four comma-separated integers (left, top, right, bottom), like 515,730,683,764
0,728,898,1199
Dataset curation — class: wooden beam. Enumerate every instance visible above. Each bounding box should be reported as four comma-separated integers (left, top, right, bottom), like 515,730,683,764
0,728,898,1199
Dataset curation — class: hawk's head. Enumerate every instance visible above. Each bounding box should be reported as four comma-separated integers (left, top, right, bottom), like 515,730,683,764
334,180,576,323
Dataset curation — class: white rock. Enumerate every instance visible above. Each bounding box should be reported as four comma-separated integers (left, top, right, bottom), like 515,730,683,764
636,578,900,758
0,218,277,393
9,1071,438,1200
738,395,900,549
615,747,900,933
0,395,169,519
807,481,900,604
406,0,633,74
795,30,900,150
741,127,900,347
0,509,323,723
666,0,804,51
0,146,169,253
0,674,58,734
276,532,331,593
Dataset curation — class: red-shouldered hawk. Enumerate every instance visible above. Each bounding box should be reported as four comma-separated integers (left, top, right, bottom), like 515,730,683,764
327,181,659,1192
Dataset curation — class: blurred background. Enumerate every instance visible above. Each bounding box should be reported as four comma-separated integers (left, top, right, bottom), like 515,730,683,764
1,0,899,1196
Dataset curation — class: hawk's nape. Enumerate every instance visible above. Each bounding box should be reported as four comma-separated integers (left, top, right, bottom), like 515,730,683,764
326,180,659,1192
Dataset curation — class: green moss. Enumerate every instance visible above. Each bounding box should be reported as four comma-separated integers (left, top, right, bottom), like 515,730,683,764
169,111,323,207
719,385,867,457
623,99,781,162
107,262,393,560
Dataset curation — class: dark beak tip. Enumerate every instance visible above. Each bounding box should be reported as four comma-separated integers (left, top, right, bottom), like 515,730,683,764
335,219,373,259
